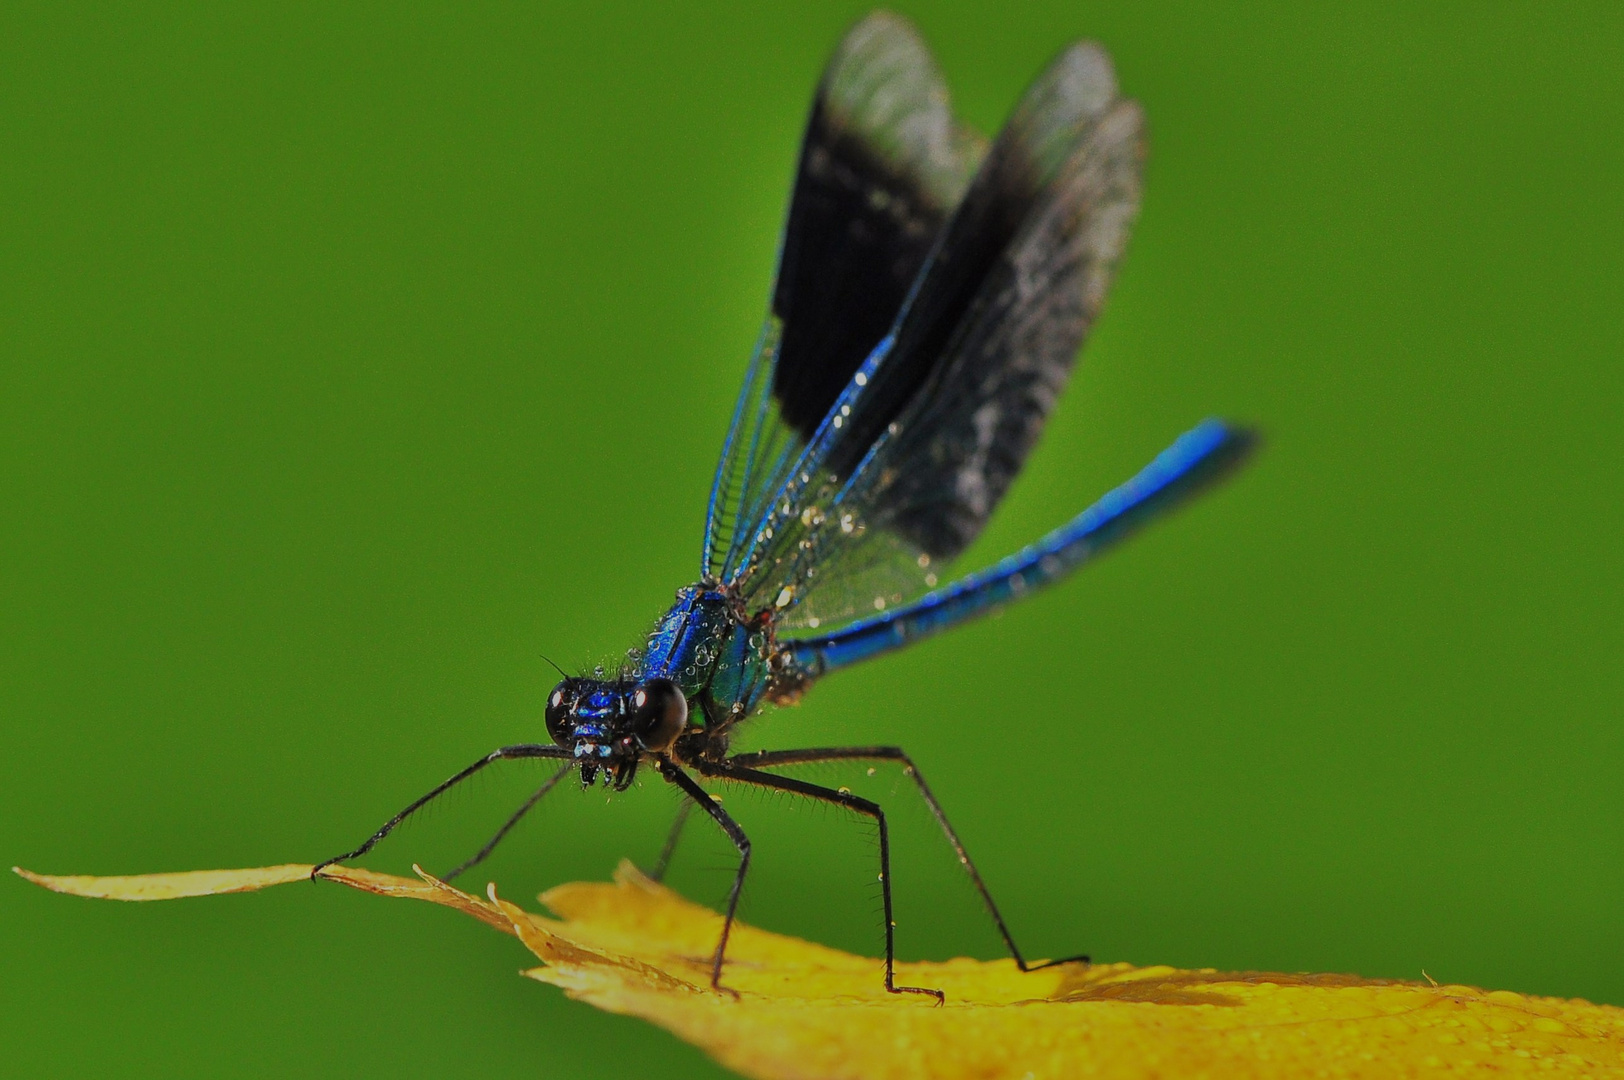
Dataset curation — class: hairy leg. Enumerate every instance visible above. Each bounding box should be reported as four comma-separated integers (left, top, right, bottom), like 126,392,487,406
443,760,574,882
646,796,693,882
725,745,1087,972
696,756,944,1001
312,744,570,879
653,759,752,994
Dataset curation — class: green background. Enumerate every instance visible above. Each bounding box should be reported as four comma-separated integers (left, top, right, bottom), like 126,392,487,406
4,3,1621,1077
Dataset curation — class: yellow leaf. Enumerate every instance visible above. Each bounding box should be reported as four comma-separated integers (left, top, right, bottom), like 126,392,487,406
17,861,1624,1078
13,863,313,900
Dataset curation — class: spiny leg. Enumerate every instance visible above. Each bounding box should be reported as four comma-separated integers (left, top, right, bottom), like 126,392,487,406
646,796,693,883
726,746,1088,972
655,760,749,995
311,744,570,879
443,760,574,883
696,758,944,1002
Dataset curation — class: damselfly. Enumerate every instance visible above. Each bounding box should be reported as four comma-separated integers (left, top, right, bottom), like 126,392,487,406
315,11,1254,1001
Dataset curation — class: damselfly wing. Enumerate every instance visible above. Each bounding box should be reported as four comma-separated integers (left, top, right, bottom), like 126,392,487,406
316,11,1254,1001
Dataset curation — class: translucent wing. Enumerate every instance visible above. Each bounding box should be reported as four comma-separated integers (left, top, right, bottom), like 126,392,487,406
702,12,983,576
726,42,1146,631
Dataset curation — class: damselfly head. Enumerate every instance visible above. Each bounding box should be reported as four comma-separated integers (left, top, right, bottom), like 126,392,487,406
545,676,689,789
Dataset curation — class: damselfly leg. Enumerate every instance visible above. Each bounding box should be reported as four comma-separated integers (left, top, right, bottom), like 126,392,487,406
654,759,750,997
695,756,947,1002
310,744,570,880
443,761,574,883
647,796,694,883
724,746,1090,974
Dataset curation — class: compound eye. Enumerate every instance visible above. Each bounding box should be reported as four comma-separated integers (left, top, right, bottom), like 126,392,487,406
544,682,574,746
629,678,687,752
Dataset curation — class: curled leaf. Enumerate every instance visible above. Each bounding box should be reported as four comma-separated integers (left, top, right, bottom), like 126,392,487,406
17,861,1624,1078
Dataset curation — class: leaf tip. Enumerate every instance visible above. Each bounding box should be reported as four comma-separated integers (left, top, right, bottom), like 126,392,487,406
14,866,87,895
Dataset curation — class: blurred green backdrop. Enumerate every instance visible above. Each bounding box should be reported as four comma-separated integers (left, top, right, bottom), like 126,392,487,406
4,2,1621,1077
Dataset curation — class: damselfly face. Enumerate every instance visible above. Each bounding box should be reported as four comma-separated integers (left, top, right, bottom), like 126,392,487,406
544,676,688,789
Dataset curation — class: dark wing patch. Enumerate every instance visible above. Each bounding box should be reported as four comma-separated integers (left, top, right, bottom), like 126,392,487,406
721,41,1147,631
770,12,982,440
820,41,1124,477
886,83,1143,559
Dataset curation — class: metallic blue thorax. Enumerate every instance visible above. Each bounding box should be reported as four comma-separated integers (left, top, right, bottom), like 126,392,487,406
637,586,778,727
